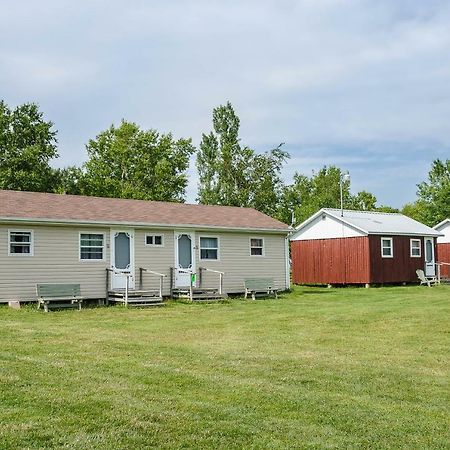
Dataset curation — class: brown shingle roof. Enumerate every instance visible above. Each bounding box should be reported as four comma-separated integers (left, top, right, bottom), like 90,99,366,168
0,190,289,231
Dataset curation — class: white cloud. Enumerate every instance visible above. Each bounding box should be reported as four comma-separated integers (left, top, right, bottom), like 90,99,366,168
1,0,449,207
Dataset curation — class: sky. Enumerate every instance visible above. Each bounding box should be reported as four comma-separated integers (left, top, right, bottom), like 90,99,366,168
1,0,449,207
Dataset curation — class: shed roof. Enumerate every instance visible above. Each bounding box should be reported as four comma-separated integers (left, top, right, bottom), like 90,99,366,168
434,218,450,230
0,190,289,232
294,208,442,237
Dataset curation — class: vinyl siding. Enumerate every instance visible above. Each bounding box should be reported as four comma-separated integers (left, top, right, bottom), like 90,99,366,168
0,224,110,302
193,232,288,293
0,224,288,302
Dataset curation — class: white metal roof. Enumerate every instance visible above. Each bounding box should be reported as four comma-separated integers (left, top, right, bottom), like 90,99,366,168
434,218,450,230
294,208,442,237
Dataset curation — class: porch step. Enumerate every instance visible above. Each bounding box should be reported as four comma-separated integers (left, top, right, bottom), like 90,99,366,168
107,289,165,307
172,288,226,302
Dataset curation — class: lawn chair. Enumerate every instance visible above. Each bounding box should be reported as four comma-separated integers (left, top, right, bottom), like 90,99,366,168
416,269,438,287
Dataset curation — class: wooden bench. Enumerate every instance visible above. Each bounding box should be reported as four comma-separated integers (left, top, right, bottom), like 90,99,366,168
244,278,278,300
36,283,84,312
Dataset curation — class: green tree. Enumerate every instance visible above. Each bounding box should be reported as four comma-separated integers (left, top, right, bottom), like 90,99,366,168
278,166,392,225
401,201,427,223
197,102,289,216
82,120,195,202
53,166,86,195
0,100,58,191
414,159,450,226
279,166,351,225
348,190,377,211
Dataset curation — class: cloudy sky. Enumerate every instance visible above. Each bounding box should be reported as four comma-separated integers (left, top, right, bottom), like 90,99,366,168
1,0,449,206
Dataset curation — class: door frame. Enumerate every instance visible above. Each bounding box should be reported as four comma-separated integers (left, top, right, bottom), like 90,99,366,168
174,230,196,288
110,229,135,289
424,237,435,277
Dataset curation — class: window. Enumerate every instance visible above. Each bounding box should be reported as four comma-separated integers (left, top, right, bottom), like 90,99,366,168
145,234,164,246
200,237,219,260
80,233,104,260
410,239,421,258
250,238,264,256
381,237,393,258
9,230,33,256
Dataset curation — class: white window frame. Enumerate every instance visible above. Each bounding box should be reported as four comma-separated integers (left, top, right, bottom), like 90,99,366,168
8,229,34,256
79,232,105,262
145,234,164,247
410,239,421,258
250,237,265,257
199,236,220,261
381,237,393,258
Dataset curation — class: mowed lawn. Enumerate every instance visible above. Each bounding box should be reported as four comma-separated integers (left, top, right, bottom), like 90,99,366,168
1,286,449,449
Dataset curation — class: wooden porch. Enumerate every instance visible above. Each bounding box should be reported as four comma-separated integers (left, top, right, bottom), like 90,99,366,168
105,266,227,306
170,267,227,302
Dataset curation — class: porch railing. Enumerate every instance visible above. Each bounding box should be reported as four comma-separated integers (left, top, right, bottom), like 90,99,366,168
139,268,166,298
436,262,450,284
199,267,225,295
106,268,132,305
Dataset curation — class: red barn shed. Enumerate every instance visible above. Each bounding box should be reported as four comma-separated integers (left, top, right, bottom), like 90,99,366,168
290,209,442,286
435,218,450,279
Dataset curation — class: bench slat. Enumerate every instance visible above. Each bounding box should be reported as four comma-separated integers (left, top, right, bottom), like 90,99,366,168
37,283,82,298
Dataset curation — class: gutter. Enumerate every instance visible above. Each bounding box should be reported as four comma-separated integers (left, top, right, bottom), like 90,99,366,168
0,216,291,235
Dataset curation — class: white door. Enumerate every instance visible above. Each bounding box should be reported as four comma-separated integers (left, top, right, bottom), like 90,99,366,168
174,231,195,287
111,230,135,289
424,237,435,277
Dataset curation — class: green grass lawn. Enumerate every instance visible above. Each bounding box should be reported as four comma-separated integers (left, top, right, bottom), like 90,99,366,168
1,286,449,449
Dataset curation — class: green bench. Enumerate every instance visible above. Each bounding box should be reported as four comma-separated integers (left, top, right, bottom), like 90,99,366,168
36,283,83,312
244,278,278,300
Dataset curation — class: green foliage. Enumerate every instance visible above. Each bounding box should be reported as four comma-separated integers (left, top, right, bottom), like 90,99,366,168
0,101,58,192
278,166,352,225
279,166,400,225
83,120,195,201
348,190,377,211
414,159,450,226
197,102,288,216
401,201,428,223
53,166,86,195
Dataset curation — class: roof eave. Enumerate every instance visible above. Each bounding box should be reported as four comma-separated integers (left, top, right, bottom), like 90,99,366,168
434,218,450,230
0,216,291,234
290,208,369,239
367,231,443,237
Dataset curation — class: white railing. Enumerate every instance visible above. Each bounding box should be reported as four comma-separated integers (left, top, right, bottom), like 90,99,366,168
106,268,133,305
436,262,450,284
199,267,225,295
139,268,166,298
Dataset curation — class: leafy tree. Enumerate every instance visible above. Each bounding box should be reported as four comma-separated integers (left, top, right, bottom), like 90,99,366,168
401,201,427,223
82,120,195,202
0,101,58,192
414,159,450,226
197,102,289,216
278,166,351,225
278,166,393,225
53,166,86,195
348,191,377,211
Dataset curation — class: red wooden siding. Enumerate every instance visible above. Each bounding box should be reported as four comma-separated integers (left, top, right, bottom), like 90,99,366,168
291,237,370,284
368,235,426,283
437,243,450,278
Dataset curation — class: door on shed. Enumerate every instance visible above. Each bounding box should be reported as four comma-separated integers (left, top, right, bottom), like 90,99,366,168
174,231,196,287
424,237,435,277
110,230,135,289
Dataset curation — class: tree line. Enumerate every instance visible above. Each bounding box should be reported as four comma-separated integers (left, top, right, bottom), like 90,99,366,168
1,100,448,226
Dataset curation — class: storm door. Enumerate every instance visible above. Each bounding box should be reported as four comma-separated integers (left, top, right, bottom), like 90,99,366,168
110,230,135,289
174,232,195,287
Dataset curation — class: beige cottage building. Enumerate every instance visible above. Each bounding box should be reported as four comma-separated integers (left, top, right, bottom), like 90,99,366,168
0,190,290,303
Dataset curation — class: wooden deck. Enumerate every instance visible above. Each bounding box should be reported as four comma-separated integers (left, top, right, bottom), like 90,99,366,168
171,287,226,302
107,289,164,307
